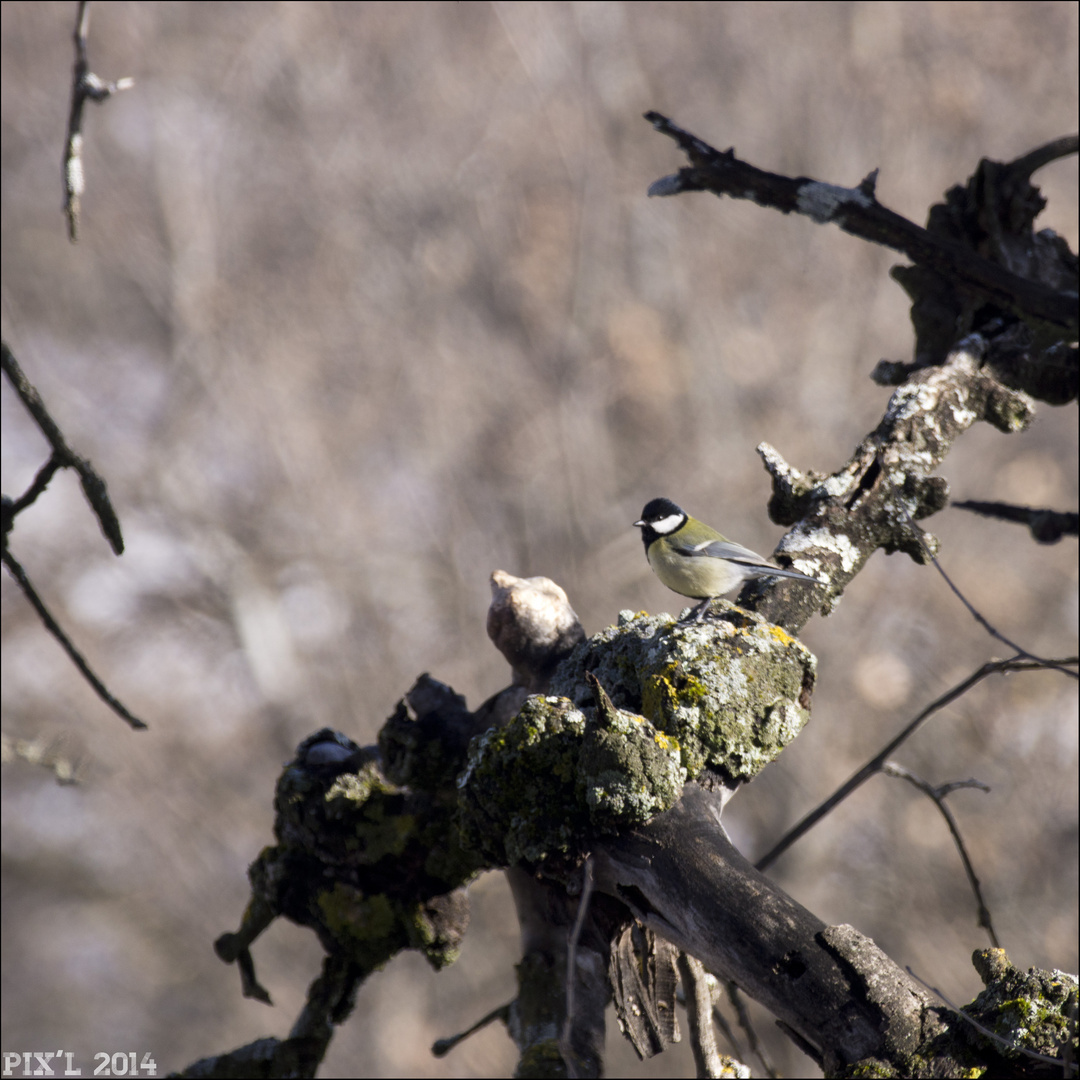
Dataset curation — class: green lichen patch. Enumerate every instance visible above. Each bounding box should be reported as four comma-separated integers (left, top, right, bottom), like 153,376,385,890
318,883,403,971
315,881,469,973
270,734,481,891
548,605,816,783
579,690,686,833
235,728,482,983
275,747,416,869
963,948,1078,1066
458,693,686,867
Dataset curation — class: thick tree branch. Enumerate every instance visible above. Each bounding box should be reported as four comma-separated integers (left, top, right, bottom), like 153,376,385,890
744,333,1035,633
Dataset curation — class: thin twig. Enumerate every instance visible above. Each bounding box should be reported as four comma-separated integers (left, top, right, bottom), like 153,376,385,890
431,1001,513,1058
882,762,999,947
755,655,1077,870
559,855,595,1078
886,474,1077,675
6,454,63,520
706,986,748,1067
2,342,124,553
723,979,777,1078
676,953,727,1078
1005,135,1080,181
63,0,134,241
900,504,1077,678
1,547,147,730
2,347,141,729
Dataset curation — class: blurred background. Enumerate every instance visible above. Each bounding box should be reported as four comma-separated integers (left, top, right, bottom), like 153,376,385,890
2,2,1076,1076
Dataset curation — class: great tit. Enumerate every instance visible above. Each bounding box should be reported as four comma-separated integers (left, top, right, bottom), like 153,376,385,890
634,497,820,622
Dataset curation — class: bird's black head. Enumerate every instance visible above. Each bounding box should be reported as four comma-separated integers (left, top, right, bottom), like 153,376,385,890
633,498,687,547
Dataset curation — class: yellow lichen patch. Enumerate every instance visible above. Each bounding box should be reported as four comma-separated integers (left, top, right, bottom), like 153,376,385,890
653,731,678,752
767,624,797,647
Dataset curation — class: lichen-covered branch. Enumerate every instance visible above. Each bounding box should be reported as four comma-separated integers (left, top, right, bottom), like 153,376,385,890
210,561,1075,1076
744,334,1036,633
203,117,1079,1078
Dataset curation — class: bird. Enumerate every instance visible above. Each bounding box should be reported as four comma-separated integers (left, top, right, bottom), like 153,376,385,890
634,497,820,622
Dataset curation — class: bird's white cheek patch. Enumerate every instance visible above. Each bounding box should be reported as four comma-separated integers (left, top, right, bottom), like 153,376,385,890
651,513,685,534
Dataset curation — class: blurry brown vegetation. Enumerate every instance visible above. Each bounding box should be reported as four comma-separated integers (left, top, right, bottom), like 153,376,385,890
1,2,1076,1077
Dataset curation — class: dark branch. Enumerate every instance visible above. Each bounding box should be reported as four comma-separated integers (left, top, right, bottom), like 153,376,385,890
1006,134,1080,179
645,112,1077,335
2,344,142,728
953,499,1079,544
591,786,959,1075
2,342,124,554
0,547,147,730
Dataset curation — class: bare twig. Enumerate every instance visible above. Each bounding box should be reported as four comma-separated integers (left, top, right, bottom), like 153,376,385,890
755,655,1078,870
1,547,147,730
1004,135,1080,181
900,504,1077,679
676,953,729,1078
431,1001,513,1058
63,0,133,241
882,762,999,947
2,342,142,728
645,112,1077,333
2,342,124,554
705,984,748,1066
721,980,777,1079
560,855,595,1078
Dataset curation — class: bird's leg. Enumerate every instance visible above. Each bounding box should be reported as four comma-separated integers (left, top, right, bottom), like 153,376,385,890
689,597,713,623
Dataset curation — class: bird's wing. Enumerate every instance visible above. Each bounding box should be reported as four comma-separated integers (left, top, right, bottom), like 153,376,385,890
673,536,820,583
682,537,771,566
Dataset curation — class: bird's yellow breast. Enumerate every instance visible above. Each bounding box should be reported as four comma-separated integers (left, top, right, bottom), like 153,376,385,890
647,542,745,599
